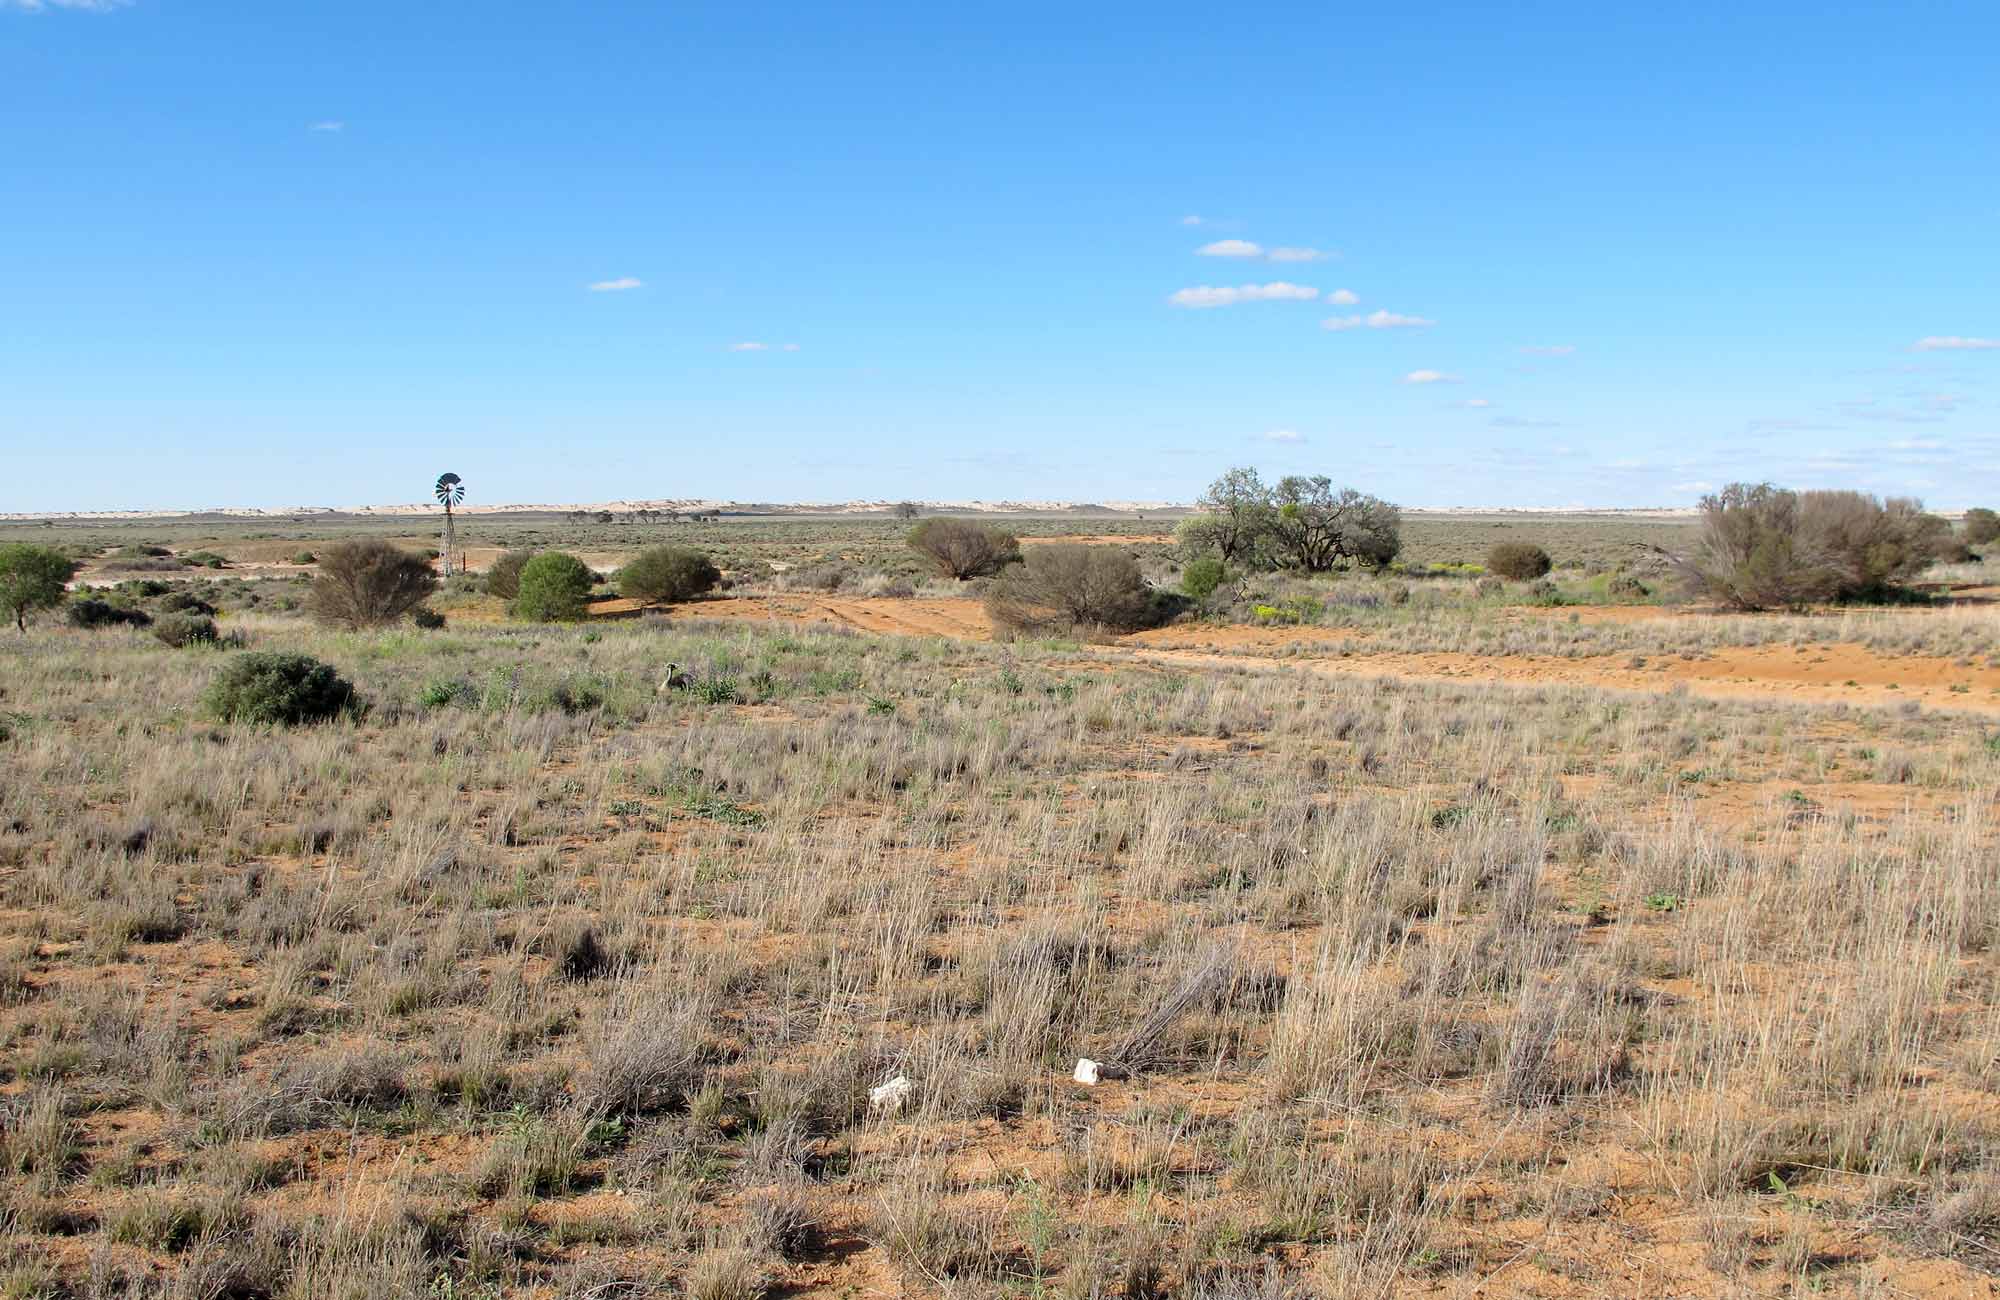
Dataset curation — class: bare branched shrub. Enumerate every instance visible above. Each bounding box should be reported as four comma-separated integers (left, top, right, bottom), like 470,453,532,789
984,543,1163,638
1665,483,1951,610
906,517,1020,579
306,540,438,629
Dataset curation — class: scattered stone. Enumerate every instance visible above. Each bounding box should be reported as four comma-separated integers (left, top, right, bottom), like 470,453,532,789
869,1075,913,1110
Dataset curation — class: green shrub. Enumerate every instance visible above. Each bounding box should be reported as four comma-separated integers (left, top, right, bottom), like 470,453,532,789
158,590,217,617
617,547,721,604
513,553,595,622
1963,508,1999,547
484,548,536,600
152,613,219,647
419,677,473,708
289,551,318,565
409,606,446,630
1181,555,1227,600
181,551,227,569
1486,542,1553,581
67,599,151,630
202,653,355,725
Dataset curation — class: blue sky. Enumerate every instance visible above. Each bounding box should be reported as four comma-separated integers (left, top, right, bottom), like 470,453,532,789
3,1,1996,511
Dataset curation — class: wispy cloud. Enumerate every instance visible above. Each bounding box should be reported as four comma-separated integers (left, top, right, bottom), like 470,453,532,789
2,0,132,10
1180,214,1205,226
1326,289,1359,306
1490,415,1560,429
728,342,800,352
1913,336,1999,351
1456,398,1493,409
587,277,643,292
1322,309,1434,331
309,121,344,133
1404,370,1458,384
1257,429,1305,444
1519,344,1576,356
1195,239,1336,264
1169,282,1319,308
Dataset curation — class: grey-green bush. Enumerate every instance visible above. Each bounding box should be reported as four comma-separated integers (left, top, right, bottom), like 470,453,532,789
202,653,356,725
617,547,721,604
1486,543,1553,581
153,613,219,648
484,548,536,600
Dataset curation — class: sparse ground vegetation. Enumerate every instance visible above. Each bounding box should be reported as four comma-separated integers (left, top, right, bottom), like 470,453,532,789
4,508,2000,1294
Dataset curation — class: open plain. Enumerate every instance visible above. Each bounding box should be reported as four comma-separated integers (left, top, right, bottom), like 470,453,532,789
3,511,2000,1299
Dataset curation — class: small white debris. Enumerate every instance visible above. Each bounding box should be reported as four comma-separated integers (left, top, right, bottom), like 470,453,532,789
1072,1058,1102,1086
869,1076,913,1109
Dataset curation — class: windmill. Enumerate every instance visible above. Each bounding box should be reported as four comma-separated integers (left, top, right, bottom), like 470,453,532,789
434,473,465,575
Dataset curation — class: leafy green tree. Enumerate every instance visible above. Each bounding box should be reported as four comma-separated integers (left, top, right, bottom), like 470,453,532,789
1178,467,1275,565
513,552,596,622
1963,507,2000,546
1267,477,1402,572
617,546,721,604
0,544,78,632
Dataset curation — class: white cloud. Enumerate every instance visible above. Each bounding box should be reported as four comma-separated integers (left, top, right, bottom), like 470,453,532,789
728,342,770,352
1404,370,1458,384
1258,429,1305,443
1196,239,1263,258
1327,289,1359,305
1457,398,1492,409
587,277,643,292
1321,308,1433,332
309,121,344,133
1519,344,1576,356
1169,282,1319,308
1180,214,1205,226
1267,246,1331,262
2,0,131,10
781,343,800,352
1671,481,1716,494
1913,336,1999,351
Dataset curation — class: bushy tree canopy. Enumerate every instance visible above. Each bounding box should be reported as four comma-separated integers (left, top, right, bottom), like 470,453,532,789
0,544,77,632
1178,469,1401,575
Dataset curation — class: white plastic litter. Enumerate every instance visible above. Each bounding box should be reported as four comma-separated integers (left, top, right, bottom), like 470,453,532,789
1072,1058,1102,1086
869,1076,913,1109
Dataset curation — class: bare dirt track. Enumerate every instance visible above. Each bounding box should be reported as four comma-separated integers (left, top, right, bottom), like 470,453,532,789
686,595,2000,715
